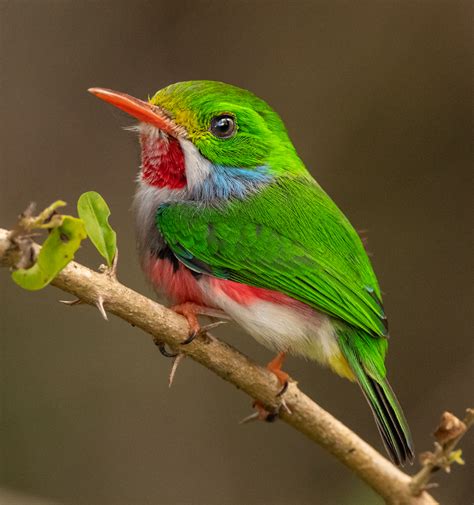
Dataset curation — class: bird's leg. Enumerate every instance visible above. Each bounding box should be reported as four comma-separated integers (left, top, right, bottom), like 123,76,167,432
240,352,291,424
171,302,228,345
153,303,227,358
154,303,228,386
267,351,290,396
171,302,201,343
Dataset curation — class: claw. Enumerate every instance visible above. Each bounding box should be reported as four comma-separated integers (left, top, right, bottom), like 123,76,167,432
180,319,227,346
181,330,198,346
168,353,185,387
276,380,288,397
156,342,179,358
171,302,228,345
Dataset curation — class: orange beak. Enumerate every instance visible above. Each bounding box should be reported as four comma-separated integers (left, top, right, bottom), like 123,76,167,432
88,87,186,137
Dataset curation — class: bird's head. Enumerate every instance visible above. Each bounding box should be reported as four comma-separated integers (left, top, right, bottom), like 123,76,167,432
89,81,305,197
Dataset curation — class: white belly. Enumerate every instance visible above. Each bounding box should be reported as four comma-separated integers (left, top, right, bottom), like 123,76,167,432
199,278,341,367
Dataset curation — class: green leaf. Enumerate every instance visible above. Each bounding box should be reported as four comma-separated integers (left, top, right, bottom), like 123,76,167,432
12,216,87,290
77,191,117,266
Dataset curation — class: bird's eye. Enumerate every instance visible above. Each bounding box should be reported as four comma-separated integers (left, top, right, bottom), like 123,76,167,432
210,114,236,139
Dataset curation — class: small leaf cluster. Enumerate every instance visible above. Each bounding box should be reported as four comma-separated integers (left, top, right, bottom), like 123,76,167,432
12,192,117,290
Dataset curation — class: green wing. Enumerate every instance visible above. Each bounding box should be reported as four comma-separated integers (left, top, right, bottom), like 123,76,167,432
157,177,387,337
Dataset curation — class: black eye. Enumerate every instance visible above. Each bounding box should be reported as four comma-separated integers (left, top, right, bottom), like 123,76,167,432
210,114,236,138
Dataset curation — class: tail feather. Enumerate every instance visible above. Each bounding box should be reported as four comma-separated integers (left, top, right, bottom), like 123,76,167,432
365,375,414,465
337,329,414,466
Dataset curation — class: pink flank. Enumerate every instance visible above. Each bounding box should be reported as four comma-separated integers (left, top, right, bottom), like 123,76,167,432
209,276,307,311
146,256,309,312
146,257,206,305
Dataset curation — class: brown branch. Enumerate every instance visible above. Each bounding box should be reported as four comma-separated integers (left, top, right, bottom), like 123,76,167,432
0,226,442,505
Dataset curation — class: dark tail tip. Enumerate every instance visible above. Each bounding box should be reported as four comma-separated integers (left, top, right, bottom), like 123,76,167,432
368,377,415,466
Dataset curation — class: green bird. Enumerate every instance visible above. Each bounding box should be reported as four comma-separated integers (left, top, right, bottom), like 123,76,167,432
89,81,414,465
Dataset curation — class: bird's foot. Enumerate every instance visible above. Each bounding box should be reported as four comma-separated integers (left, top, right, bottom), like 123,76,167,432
240,402,279,424
171,302,228,345
154,303,228,387
240,352,292,424
240,398,292,424
267,351,290,396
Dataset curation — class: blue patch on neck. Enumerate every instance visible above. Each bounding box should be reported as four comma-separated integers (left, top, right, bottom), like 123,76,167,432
195,165,272,200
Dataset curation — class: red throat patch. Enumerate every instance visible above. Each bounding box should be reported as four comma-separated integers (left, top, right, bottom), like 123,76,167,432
140,132,187,189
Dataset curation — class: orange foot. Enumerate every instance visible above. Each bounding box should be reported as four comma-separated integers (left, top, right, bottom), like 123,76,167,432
267,351,290,396
241,352,291,424
155,303,227,358
171,302,227,345
171,302,202,343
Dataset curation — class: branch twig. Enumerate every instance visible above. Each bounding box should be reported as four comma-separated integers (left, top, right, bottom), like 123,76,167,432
410,409,474,495
0,227,444,505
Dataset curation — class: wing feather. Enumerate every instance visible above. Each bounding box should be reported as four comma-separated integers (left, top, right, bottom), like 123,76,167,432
157,177,387,337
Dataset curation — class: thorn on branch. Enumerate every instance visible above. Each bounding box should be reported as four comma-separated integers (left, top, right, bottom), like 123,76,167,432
239,411,261,424
59,298,83,306
60,295,108,321
152,337,185,388
168,353,185,388
280,398,292,414
95,296,108,321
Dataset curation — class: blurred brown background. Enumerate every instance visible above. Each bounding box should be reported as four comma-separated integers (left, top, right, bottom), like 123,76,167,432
0,1,472,504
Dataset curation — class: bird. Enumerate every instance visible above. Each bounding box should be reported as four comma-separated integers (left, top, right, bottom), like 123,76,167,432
89,81,414,465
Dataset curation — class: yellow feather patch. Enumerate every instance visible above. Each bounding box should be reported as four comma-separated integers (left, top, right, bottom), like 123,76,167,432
329,352,356,381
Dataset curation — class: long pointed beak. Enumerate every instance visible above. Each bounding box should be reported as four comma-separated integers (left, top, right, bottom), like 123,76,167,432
88,87,186,137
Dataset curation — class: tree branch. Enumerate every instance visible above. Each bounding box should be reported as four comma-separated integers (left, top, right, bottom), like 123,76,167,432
0,226,443,505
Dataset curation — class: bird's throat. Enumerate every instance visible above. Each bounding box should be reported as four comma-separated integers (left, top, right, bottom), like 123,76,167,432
140,130,186,189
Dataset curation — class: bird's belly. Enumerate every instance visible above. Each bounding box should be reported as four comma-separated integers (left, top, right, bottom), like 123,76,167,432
200,277,342,366
143,255,345,372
